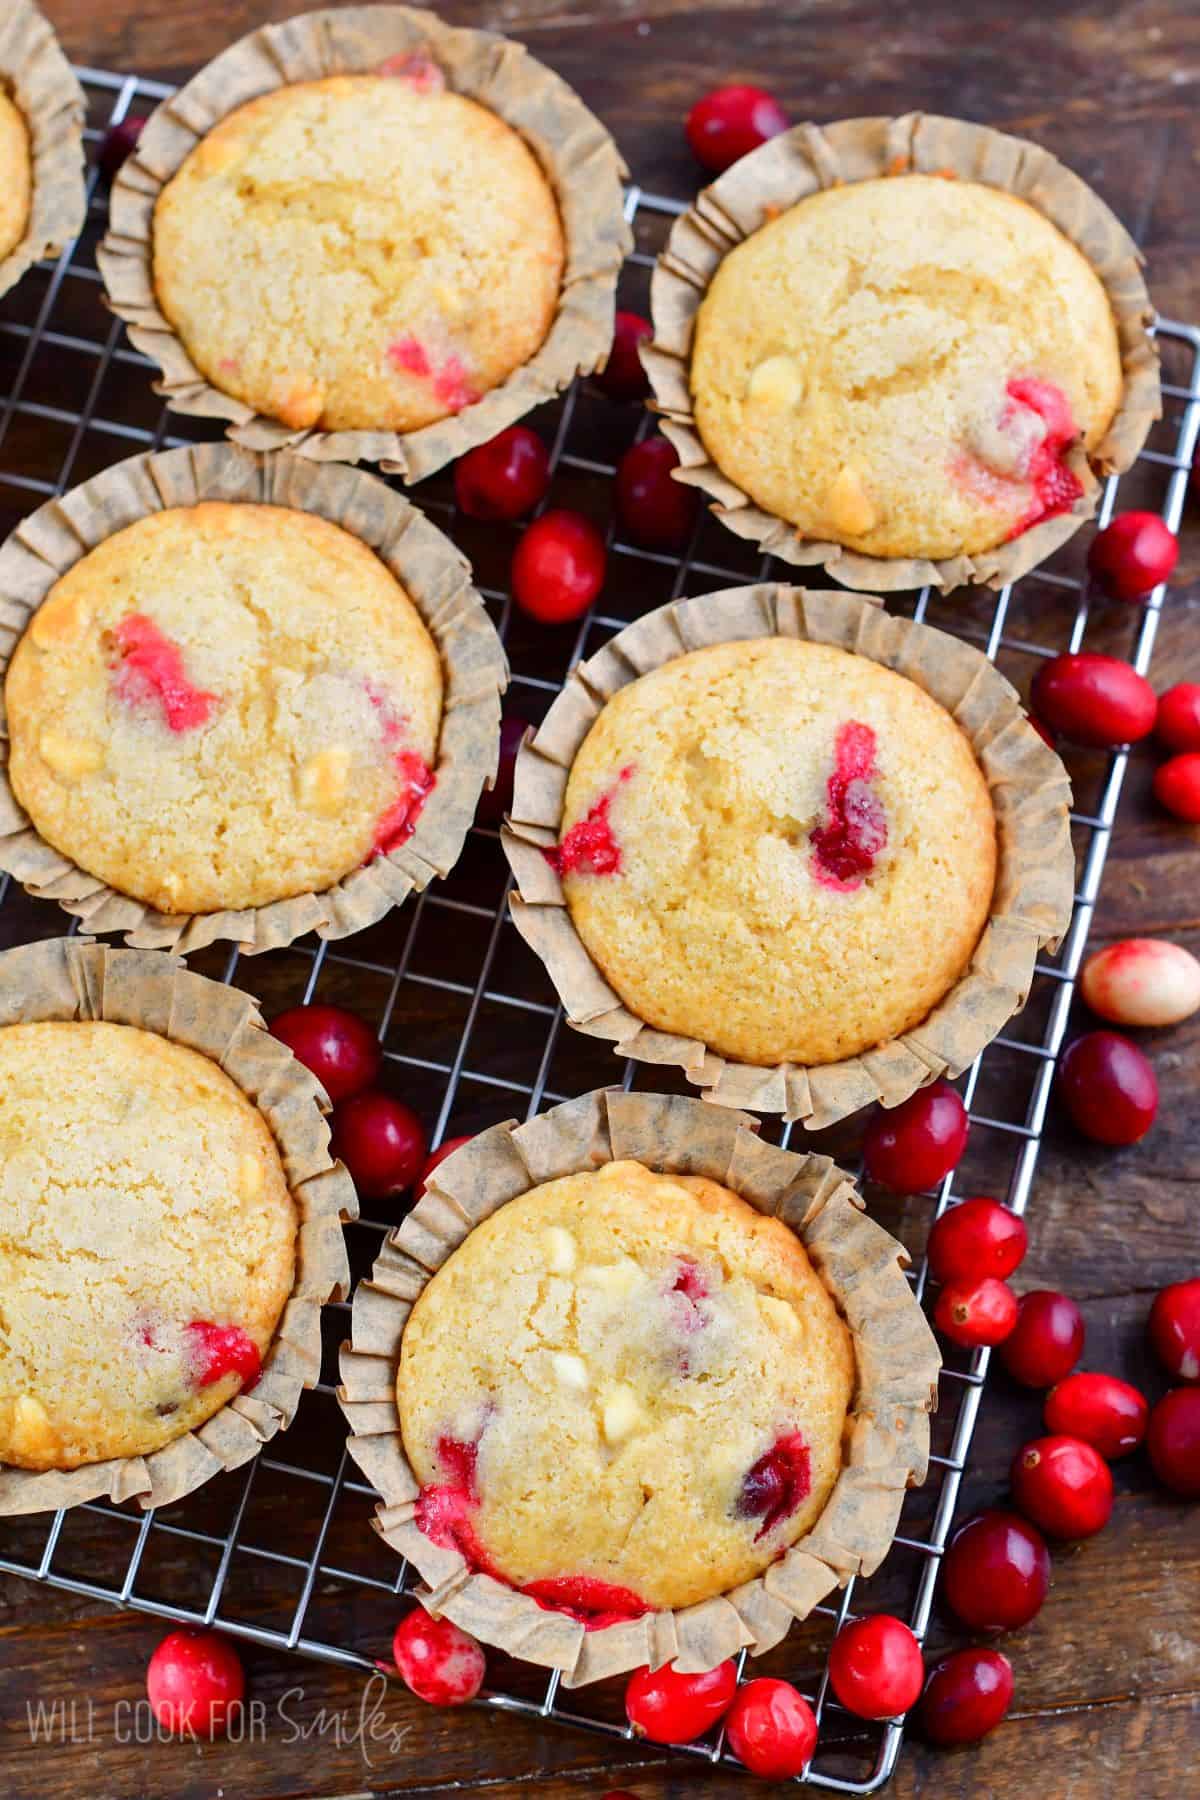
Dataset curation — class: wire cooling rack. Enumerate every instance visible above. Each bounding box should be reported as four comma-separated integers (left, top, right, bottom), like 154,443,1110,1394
0,64,1196,1795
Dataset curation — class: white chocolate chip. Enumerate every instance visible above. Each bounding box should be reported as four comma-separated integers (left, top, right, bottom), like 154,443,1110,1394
297,746,352,816
542,1225,577,1275
38,730,105,782
825,462,879,537
551,1352,590,1391
759,1295,802,1337
602,1384,645,1446
238,1154,265,1201
30,596,91,651
746,353,804,412
579,1257,644,1300
434,282,468,319
11,1394,55,1456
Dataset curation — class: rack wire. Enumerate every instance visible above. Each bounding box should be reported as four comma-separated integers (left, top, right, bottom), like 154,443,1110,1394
0,65,1195,1793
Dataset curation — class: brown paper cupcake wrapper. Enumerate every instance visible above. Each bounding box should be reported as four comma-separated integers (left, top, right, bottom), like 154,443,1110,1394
0,0,86,301
97,4,631,481
338,1088,939,1683
645,111,1161,593
0,441,507,954
0,937,358,1517
502,584,1074,1128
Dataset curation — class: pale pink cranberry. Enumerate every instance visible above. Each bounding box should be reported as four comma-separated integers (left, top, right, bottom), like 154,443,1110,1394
919,1649,1013,1746
1147,1389,1200,1497
1087,510,1178,600
512,510,606,623
146,1629,245,1737
1080,938,1200,1028
624,1659,737,1744
1058,1031,1158,1145
1156,682,1200,754
685,84,788,174
614,437,699,551
454,427,550,521
598,311,653,401
1044,1372,1148,1459
828,1615,924,1719
1031,653,1157,747
331,1090,427,1199
269,1003,382,1103
1149,1280,1200,1383
1010,1434,1113,1537
724,1678,818,1780
1154,752,1200,822
810,721,887,889
391,1608,485,1705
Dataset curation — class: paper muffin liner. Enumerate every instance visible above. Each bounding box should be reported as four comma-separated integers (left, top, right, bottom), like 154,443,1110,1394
644,111,1161,593
0,0,86,302
0,441,507,955
502,584,1074,1129
0,936,358,1517
338,1088,939,1683
96,4,630,482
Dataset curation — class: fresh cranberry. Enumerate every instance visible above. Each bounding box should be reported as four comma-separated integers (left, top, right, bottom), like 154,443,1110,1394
417,1134,473,1197
934,1276,1019,1349
1044,1372,1148,1459
735,1432,811,1538
454,427,550,522
1148,1280,1200,1383
614,437,699,552
1156,682,1200,754
918,1649,1013,1746
477,713,529,825
1080,937,1200,1028
146,1629,245,1738
862,1080,969,1194
331,1090,427,1200
1147,1389,1200,1497
1000,1290,1085,1388
1031,653,1157,747
1057,1031,1158,1145
598,310,653,401
942,1509,1050,1632
269,1004,382,1105
724,1679,818,1780
685,84,789,174
624,1659,737,1744
1087,511,1179,601
827,1615,924,1719
1010,1434,1113,1537
97,114,148,182
1154,752,1200,822
511,509,606,623
391,1608,485,1705
927,1198,1028,1284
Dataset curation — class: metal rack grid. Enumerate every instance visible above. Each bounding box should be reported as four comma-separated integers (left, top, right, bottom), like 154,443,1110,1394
0,64,1195,1794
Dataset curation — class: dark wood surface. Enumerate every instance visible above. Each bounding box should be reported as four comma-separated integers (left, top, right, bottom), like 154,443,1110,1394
2,2,1198,1796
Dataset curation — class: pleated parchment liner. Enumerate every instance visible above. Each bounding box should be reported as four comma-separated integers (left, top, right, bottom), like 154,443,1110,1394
97,4,631,482
0,0,86,301
644,111,1161,594
0,441,507,956
0,937,358,1517
339,1088,940,1684
503,584,1075,1129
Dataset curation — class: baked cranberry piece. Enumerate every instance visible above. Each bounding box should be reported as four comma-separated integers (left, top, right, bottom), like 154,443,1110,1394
942,1509,1050,1631
187,1321,262,1392
1010,1434,1113,1537
1044,1372,1148,1459
614,436,699,551
1156,682,1200,754
391,1608,485,1705
862,1080,969,1194
1058,1031,1158,1145
1000,1290,1085,1388
146,1629,245,1738
454,427,550,522
810,721,887,890
1087,511,1178,601
685,84,789,174
1080,937,1200,1029
735,1431,811,1538
598,310,653,401
1147,1389,1200,1497
97,115,148,182
919,1648,1013,1746
1148,1279,1200,1383
926,1197,1027,1284
331,1091,427,1199
828,1615,924,1719
1154,752,1200,822
934,1277,1018,1349
269,1003,382,1104
624,1659,737,1744
1031,653,1157,747
476,713,529,826
417,1135,473,1197
724,1678,818,1779
512,509,606,623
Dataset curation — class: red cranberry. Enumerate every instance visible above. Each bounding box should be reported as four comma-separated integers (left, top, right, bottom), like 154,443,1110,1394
1057,1031,1158,1146
614,436,699,551
331,1090,427,1200
1029,714,1058,748
1000,1290,1085,1388
1148,1280,1200,1384
454,427,550,522
927,1197,1028,1284
862,1080,969,1194
417,1134,473,1197
1156,682,1200,754
919,1649,1013,1746
724,1678,818,1780
1154,752,1200,822
476,713,529,825
735,1432,811,1538
269,1003,381,1104
685,84,789,174
1010,1434,1113,1538
391,1608,485,1705
1147,1389,1200,1497
146,1629,244,1738
97,114,148,182
1087,511,1179,601
828,1615,924,1719
1031,653,1157,747
598,311,652,401
1080,937,1200,1029
511,509,606,623
935,1276,1019,1349
187,1321,262,1392
624,1659,737,1744
942,1510,1050,1632
1044,1372,1148,1459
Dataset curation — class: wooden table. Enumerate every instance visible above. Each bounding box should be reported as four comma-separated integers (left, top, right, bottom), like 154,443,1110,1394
2,2,1198,1795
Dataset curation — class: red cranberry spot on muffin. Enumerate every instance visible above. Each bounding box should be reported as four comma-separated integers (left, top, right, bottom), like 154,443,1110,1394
364,682,437,855
386,337,479,415
387,335,433,380
1004,378,1083,535
186,1321,262,1392
735,1431,813,1540
546,766,634,877
110,615,217,733
522,1575,651,1631
810,722,887,891
671,1257,709,1304
377,52,446,92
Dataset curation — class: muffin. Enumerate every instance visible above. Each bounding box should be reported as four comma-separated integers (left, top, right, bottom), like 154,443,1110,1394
151,72,564,434
0,1020,296,1471
0,0,85,301
0,88,31,263
690,176,1122,562
5,500,444,918
398,1158,855,1615
550,636,996,1068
